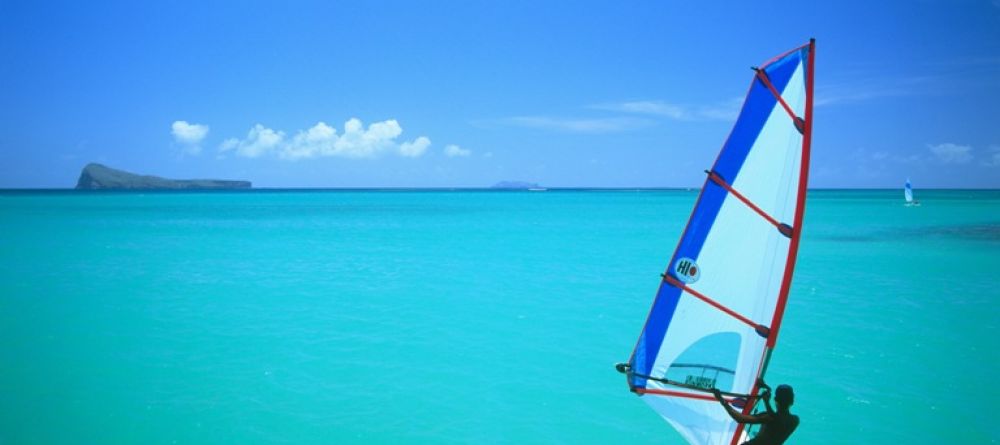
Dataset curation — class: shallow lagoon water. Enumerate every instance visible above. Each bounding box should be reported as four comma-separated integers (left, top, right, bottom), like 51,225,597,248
1,189,997,444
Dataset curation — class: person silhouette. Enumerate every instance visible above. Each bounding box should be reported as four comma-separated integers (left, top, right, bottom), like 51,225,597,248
712,380,799,445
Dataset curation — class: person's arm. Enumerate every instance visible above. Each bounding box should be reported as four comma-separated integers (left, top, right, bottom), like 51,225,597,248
712,389,772,425
759,388,775,414
756,378,775,414
757,378,771,393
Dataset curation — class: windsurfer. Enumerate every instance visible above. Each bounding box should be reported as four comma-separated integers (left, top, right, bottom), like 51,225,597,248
711,380,799,445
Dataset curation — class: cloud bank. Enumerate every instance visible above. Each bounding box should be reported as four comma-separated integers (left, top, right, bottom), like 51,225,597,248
928,142,972,164
219,118,431,160
485,98,739,135
851,142,1000,171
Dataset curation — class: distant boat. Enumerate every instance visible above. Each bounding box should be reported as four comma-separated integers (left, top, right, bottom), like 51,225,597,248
527,187,547,192
904,179,920,206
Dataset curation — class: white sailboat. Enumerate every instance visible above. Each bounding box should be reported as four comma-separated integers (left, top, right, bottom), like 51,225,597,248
904,179,920,206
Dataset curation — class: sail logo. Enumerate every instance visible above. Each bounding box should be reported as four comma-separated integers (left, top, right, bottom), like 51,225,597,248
673,257,700,283
684,375,716,389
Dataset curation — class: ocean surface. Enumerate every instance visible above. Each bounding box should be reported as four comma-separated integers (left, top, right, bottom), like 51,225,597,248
1,189,997,445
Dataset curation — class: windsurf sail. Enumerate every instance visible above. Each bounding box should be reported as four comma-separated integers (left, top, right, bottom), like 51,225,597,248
617,40,815,445
904,179,914,204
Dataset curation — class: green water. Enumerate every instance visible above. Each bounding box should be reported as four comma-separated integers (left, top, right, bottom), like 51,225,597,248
1,189,997,444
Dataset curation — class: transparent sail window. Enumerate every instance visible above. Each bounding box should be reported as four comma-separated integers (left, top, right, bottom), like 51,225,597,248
665,332,740,392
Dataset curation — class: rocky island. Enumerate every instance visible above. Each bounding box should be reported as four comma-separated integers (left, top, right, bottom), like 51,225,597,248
75,163,251,190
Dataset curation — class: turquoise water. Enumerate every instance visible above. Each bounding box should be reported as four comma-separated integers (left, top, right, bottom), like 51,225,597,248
1,189,997,444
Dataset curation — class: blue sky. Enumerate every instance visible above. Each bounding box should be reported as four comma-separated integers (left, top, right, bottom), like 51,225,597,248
1,0,998,188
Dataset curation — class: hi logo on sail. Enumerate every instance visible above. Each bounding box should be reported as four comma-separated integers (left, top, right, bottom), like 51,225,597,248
673,257,700,283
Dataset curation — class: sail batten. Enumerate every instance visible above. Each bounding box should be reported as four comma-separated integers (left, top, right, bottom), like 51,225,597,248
622,40,815,445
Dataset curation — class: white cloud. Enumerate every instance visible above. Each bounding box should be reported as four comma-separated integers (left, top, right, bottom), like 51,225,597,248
594,101,687,119
281,121,338,160
985,144,1000,167
444,144,471,157
694,98,743,121
172,120,209,143
928,142,973,164
814,74,952,107
483,98,737,135
172,120,209,155
502,116,652,133
219,124,285,158
591,99,741,121
219,118,431,160
848,147,925,180
399,136,431,157
330,118,403,159
219,138,238,152
816,83,906,107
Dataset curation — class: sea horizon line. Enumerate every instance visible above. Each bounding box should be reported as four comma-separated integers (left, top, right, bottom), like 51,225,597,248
2,187,999,193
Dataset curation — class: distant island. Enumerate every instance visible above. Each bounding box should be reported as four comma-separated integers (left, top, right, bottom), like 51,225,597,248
491,181,543,190
75,163,251,190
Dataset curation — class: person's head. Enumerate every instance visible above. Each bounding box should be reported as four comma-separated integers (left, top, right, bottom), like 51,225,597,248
774,384,794,408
